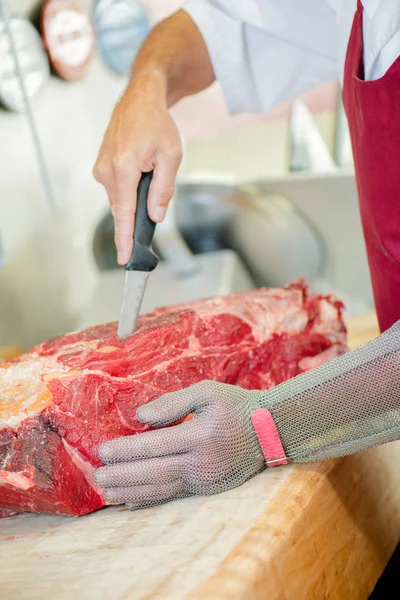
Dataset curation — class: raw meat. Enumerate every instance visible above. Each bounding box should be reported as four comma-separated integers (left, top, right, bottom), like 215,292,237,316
0,281,346,517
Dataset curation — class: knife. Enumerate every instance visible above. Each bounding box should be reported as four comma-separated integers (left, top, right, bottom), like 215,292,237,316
117,171,159,338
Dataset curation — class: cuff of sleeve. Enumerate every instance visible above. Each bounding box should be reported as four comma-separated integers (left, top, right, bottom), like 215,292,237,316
182,1,261,114
251,408,288,467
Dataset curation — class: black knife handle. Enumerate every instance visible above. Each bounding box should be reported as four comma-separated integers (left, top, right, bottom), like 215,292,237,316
125,171,159,272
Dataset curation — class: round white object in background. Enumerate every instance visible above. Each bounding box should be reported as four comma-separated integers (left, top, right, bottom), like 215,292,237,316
0,14,50,113
93,0,151,75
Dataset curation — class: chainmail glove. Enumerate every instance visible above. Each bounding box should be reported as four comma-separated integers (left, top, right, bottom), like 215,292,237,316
95,382,267,509
95,320,400,510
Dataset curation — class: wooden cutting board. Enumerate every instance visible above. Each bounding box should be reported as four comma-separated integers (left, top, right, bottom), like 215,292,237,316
1,312,399,600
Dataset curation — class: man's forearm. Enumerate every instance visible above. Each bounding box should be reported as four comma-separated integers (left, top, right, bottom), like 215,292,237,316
129,10,215,107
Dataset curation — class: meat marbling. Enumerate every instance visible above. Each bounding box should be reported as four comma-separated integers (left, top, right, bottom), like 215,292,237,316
0,281,347,517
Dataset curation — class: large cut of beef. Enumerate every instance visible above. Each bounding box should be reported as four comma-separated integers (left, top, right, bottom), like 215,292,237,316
0,281,347,517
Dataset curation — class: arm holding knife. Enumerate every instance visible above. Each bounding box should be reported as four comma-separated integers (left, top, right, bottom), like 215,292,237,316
93,10,214,266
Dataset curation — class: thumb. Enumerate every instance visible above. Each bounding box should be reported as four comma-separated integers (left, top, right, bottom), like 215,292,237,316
136,381,214,427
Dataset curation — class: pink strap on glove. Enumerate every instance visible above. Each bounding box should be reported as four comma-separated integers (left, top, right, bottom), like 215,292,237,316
251,408,288,467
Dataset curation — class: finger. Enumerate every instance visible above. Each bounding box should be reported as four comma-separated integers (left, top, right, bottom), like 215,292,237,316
93,159,125,260
99,419,197,464
94,454,184,488
147,151,181,222
103,481,184,508
112,164,142,265
136,381,215,427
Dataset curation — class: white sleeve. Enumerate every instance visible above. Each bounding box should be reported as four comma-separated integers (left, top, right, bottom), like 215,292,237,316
361,1,400,81
182,0,339,114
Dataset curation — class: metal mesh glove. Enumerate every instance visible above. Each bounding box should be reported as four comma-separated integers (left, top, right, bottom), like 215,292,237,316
95,382,266,509
95,320,400,510
264,319,400,462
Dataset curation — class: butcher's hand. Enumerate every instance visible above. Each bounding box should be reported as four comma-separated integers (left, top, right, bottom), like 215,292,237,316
93,75,182,265
94,381,266,510
92,10,215,265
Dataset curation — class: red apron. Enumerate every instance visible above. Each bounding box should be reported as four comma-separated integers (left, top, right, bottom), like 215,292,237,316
342,1,400,332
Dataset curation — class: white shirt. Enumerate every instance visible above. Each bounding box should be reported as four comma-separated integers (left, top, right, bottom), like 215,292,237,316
182,0,400,114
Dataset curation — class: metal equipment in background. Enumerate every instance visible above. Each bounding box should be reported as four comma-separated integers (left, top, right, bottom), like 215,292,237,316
0,1,56,211
173,177,323,287
288,85,353,173
225,185,323,287
288,99,336,174
175,180,237,255
254,171,373,314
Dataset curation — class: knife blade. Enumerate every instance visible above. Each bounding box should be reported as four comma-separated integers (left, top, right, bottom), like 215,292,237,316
118,171,159,339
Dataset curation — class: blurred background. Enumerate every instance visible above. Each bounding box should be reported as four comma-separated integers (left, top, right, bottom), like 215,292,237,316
0,0,373,351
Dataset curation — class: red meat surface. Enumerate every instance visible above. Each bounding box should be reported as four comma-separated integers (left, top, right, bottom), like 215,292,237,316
0,282,346,517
